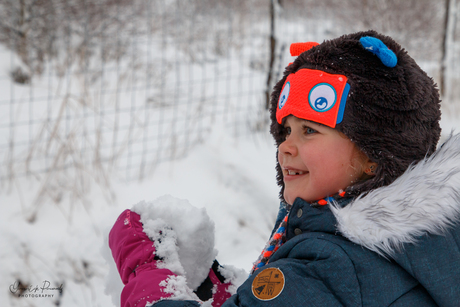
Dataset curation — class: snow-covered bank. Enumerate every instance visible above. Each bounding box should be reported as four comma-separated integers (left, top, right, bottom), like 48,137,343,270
1,122,279,307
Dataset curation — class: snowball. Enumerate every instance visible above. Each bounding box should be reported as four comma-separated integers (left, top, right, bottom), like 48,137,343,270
132,195,217,291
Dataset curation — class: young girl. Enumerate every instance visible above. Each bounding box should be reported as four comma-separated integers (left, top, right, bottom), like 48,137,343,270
109,30,460,306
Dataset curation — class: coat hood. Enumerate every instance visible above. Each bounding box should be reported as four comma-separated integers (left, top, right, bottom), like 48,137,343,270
331,133,460,257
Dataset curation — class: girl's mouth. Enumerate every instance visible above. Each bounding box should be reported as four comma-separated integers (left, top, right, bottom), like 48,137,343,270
283,168,309,180
287,170,306,175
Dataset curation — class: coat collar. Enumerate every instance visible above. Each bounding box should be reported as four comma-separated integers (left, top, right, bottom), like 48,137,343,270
286,196,352,240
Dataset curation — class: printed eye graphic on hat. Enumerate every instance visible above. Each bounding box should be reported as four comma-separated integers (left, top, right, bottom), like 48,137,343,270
309,83,337,112
279,82,290,109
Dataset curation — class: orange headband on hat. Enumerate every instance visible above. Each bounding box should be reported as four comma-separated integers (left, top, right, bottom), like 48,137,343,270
276,68,350,128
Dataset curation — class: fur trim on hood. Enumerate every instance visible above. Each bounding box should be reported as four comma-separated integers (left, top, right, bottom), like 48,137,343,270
331,133,460,257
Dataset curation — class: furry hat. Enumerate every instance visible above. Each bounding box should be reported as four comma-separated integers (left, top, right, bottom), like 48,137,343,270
270,30,441,201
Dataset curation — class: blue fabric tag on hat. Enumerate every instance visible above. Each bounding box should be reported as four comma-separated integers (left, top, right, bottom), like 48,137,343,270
359,36,397,68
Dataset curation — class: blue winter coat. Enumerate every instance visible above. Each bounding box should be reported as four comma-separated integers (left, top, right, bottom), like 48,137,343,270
154,135,460,306
222,197,460,306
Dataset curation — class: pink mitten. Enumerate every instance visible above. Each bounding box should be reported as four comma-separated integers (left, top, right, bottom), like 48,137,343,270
109,209,177,307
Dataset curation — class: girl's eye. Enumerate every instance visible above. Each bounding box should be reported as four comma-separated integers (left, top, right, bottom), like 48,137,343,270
304,126,317,134
286,127,291,135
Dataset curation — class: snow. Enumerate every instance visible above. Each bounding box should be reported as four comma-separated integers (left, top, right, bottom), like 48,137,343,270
133,195,217,291
102,239,124,306
217,265,248,296
105,163,269,305
158,275,199,302
1,121,279,307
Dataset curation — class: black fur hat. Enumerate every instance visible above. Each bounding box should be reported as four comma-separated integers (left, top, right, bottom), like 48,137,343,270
270,30,441,201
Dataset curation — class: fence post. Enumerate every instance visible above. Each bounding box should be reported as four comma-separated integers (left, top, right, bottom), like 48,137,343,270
265,0,279,109
440,0,457,101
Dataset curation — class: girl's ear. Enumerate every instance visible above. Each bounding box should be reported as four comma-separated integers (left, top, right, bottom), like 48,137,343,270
363,162,378,176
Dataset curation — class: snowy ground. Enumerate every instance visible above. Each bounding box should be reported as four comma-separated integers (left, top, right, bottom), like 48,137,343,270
1,120,281,307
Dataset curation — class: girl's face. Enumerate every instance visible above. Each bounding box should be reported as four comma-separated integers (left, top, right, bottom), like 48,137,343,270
278,116,368,205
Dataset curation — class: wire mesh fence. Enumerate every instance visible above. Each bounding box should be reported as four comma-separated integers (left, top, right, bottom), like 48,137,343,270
0,0,458,192
0,0,273,189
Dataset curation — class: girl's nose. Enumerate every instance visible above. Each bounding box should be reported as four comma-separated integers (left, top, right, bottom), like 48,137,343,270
279,135,298,157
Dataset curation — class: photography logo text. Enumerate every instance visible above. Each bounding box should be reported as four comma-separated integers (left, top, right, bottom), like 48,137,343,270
9,280,63,298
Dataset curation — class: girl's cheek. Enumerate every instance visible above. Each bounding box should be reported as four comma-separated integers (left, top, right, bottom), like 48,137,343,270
277,151,283,163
